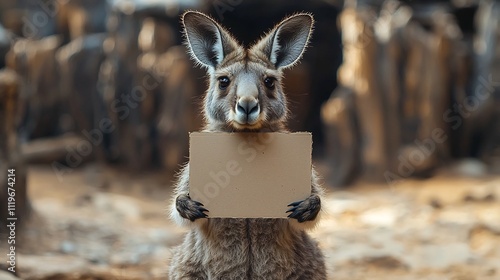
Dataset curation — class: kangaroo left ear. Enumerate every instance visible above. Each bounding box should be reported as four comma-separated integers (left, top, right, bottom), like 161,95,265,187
252,13,314,69
182,11,241,69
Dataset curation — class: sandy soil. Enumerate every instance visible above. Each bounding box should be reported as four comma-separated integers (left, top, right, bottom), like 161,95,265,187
1,161,499,280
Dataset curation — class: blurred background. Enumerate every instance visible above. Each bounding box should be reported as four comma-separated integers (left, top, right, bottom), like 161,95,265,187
0,0,499,279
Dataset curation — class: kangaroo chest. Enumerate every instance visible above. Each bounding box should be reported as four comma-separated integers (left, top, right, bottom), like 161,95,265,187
199,218,300,279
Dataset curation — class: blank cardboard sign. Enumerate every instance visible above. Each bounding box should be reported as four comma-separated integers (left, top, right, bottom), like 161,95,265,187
189,132,312,218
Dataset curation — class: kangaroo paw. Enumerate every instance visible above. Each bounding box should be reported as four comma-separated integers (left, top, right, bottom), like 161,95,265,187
286,194,320,223
176,194,209,221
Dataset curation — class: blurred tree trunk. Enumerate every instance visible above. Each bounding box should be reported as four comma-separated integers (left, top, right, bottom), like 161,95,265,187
321,87,360,186
6,35,64,140
0,69,29,232
470,1,500,170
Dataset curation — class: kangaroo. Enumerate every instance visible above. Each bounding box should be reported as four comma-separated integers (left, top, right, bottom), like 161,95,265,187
169,11,326,279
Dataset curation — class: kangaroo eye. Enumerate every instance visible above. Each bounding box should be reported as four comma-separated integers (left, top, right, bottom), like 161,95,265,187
218,76,230,90
264,77,275,90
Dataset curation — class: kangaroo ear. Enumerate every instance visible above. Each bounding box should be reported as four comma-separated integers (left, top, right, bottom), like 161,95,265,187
253,13,314,69
182,11,240,69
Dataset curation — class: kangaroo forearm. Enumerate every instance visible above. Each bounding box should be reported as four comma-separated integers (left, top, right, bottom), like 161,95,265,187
173,163,190,195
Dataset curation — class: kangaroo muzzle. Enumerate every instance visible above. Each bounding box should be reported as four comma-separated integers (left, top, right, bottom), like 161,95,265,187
235,97,260,124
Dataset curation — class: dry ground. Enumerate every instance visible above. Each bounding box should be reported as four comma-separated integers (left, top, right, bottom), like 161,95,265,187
1,161,499,280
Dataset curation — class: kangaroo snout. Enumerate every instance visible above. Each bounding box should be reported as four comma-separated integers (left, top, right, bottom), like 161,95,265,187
236,97,259,115
235,97,260,123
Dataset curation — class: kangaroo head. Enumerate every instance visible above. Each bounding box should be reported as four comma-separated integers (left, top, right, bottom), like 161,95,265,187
182,11,314,131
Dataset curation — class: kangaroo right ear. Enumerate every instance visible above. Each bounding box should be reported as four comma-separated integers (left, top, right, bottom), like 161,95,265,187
182,11,239,69
252,13,314,69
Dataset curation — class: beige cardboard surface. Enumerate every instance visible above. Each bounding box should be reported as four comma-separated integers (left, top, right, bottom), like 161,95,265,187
189,132,312,218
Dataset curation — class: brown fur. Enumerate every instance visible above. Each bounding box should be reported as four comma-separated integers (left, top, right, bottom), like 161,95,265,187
169,11,326,279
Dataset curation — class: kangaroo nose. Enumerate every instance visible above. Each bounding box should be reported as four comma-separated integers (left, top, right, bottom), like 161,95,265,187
236,98,259,116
